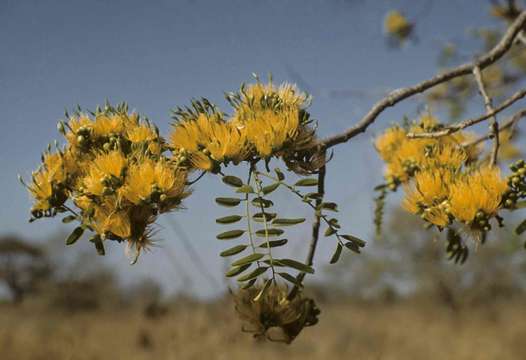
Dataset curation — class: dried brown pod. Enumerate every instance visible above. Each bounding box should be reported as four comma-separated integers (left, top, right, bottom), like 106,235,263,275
282,128,328,175
232,282,320,344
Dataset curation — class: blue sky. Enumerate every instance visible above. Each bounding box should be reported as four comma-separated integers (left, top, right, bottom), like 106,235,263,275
0,0,520,297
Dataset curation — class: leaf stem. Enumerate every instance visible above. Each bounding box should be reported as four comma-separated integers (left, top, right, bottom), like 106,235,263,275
245,166,257,255
288,165,326,299
253,168,276,283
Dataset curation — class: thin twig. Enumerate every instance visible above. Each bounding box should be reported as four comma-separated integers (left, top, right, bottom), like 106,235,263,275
186,170,206,185
313,11,526,151
407,89,526,139
288,165,326,299
462,108,526,148
473,65,500,166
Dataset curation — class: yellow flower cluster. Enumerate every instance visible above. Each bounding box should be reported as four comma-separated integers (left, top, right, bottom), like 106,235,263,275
375,114,480,187
27,104,189,260
26,79,314,261
170,109,250,172
376,114,509,236
384,10,413,40
169,80,312,172
27,150,71,215
403,166,507,233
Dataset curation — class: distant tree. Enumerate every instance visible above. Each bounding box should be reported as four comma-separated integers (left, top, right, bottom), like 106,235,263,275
0,235,52,304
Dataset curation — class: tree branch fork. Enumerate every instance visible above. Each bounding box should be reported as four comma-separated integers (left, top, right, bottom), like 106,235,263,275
293,11,526,290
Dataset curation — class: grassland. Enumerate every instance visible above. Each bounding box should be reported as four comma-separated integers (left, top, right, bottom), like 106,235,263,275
2,297,526,360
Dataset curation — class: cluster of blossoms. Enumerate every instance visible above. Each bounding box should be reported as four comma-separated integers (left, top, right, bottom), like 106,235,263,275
23,79,330,342
375,114,512,238
383,10,413,43
25,80,317,261
25,104,190,261
375,114,481,189
169,80,316,173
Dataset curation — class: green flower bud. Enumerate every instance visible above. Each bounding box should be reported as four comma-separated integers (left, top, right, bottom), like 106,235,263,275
57,122,66,135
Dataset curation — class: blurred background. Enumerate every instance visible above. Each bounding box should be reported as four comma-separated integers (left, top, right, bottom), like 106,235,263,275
2,0,526,359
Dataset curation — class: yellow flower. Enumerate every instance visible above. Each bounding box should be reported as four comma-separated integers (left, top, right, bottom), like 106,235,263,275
424,143,468,170
74,194,93,213
92,199,131,239
230,80,308,158
62,148,81,178
374,126,406,162
127,122,162,155
65,114,93,149
83,151,127,196
449,166,507,224
206,122,249,163
28,151,70,212
122,157,187,207
402,168,454,227
170,117,202,153
242,107,300,158
234,81,308,113
28,169,54,211
386,138,433,181
42,151,67,183
384,10,412,39
449,131,482,162
409,114,440,133
127,123,157,143
376,113,477,185
189,151,214,171
92,113,126,137
170,111,250,169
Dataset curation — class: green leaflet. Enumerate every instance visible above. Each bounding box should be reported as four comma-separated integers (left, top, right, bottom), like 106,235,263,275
222,175,243,188
294,178,318,187
220,244,247,257
216,230,245,240
231,253,265,267
215,197,242,207
237,266,268,282
272,218,306,226
216,215,243,224
65,226,84,245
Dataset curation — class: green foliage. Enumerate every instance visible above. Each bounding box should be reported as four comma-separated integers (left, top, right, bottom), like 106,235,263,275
329,243,343,264
373,185,388,236
216,215,243,224
65,227,84,246
231,253,265,267
220,245,247,257
89,235,105,256
516,219,526,235
216,230,245,240
216,171,318,288
446,228,468,264
222,175,244,188
294,178,318,187
215,197,242,207
259,239,288,248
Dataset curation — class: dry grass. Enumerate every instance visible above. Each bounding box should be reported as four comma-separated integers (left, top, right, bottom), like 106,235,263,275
1,297,526,360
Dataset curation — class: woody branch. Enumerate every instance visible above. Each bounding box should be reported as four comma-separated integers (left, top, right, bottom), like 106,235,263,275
313,11,526,151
